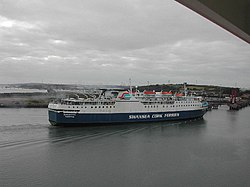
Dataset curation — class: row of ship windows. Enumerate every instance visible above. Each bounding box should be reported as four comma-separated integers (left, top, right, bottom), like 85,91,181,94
142,101,198,105
67,104,200,109
144,104,200,108
176,101,198,103
63,102,115,105
68,106,115,109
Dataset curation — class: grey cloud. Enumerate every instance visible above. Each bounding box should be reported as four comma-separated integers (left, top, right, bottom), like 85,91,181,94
0,0,249,87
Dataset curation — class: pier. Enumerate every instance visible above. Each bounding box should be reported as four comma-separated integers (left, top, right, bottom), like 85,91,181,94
205,88,250,111
206,97,250,110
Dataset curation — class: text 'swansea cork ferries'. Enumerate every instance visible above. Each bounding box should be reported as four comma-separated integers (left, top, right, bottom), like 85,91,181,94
48,84,208,126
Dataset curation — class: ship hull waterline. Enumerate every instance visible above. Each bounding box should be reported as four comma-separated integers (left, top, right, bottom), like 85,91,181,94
48,109,207,126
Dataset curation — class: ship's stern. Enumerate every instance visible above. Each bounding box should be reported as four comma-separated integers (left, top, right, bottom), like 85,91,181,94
48,103,60,126
48,110,59,126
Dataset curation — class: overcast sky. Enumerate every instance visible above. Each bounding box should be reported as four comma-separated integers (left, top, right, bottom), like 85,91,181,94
0,0,249,88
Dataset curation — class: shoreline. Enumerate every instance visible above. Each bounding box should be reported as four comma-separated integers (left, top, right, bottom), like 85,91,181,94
0,94,51,108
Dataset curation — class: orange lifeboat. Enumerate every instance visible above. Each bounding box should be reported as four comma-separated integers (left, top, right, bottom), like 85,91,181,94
175,93,183,97
143,91,156,95
161,91,172,95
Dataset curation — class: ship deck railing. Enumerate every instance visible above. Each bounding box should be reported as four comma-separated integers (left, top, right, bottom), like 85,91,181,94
141,101,175,105
51,100,116,106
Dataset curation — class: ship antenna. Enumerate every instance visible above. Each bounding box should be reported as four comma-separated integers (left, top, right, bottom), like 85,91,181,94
129,78,132,96
184,82,187,97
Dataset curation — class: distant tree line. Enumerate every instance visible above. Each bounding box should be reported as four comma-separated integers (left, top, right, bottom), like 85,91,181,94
137,84,247,96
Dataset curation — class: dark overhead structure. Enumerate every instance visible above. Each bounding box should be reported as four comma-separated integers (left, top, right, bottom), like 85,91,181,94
175,0,250,44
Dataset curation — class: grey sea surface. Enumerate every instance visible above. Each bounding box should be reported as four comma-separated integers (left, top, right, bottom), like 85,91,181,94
0,107,250,187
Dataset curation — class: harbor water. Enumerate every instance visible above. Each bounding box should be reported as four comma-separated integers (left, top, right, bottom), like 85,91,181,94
0,107,250,187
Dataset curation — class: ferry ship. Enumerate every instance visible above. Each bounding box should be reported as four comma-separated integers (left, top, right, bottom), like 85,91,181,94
48,85,208,126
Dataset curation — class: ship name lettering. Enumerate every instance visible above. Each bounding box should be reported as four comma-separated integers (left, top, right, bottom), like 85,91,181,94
164,113,179,117
64,113,76,118
129,114,150,119
152,114,163,118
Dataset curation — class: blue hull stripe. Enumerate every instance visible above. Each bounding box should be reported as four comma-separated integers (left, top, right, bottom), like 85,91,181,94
48,110,207,125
